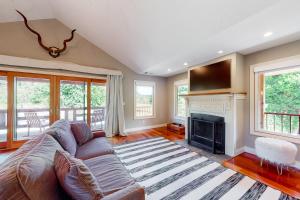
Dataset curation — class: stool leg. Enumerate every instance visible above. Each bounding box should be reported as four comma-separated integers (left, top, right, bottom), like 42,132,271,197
260,158,263,167
277,164,283,175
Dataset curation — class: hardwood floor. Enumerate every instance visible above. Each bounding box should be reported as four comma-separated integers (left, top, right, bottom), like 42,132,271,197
1,127,299,199
224,152,300,199
109,127,185,145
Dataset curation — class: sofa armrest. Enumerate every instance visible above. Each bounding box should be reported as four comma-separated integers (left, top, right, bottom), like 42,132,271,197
102,183,145,200
92,131,106,138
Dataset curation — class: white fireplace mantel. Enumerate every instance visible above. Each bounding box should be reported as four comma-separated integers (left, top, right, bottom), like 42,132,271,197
184,93,247,156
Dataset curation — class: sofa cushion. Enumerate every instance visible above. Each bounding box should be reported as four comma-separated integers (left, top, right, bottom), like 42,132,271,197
75,137,114,160
71,122,93,146
0,135,46,200
16,134,67,200
84,154,135,196
45,119,77,156
54,150,103,200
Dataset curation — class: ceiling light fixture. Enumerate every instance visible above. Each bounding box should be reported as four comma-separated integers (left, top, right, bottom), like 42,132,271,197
183,62,188,66
218,50,223,54
167,68,171,72
264,32,273,37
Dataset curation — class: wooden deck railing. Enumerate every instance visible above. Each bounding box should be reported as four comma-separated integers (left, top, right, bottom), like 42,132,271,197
0,107,105,130
136,105,153,117
264,112,300,134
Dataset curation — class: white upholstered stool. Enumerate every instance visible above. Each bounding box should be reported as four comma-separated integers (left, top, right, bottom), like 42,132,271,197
255,137,298,175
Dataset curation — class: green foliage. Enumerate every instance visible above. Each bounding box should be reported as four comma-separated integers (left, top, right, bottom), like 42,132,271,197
60,83,87,108
91,85,106,107
265,72,300,114
16,81,50,109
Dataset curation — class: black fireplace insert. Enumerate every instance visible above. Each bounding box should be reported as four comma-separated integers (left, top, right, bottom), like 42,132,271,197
188,113,225,154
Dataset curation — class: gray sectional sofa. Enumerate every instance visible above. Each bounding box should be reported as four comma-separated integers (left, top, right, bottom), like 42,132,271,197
0,120,145,200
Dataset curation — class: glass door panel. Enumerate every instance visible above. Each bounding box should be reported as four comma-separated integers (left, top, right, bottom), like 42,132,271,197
91,83,106,131
59,80,87,123
0,76,8,146
14,77,50,141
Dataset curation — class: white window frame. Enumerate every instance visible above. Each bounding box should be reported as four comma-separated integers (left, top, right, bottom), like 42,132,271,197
174,79,188,120
134,80,156,120
250,54,300,144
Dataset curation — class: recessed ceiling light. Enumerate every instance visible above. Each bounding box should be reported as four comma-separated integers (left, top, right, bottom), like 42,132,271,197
183,62,188,66
167,68,171,72
218,50,223,54
264,32,273,37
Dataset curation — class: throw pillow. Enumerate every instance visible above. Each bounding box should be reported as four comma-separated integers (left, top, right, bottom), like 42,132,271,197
54,150,103,200
71,122,93,146
45,120,77,156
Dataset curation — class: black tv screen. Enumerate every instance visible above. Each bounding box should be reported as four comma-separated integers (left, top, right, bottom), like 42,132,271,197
190,60,231,92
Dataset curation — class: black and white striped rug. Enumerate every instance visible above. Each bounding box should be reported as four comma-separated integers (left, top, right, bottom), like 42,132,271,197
114,137,298,200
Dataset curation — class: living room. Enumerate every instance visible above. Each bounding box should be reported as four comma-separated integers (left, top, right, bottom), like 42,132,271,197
0,1,300,200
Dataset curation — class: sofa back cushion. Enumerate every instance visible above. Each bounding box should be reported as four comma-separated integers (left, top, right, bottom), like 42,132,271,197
0,134,67,200
45,119,77,156
54,150,103,200
71,122,93,146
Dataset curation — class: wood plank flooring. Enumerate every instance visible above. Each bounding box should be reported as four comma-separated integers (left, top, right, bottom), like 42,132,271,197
224,152,300,199
109,127,185,145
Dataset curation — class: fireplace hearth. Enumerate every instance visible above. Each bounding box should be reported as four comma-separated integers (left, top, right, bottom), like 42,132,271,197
188,113,225,154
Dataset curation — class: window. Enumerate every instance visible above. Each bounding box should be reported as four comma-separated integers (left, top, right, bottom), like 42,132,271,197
0,71,106,149
0,75,7,146
59,80,88,122
15,76,51,141
174,80,188,118
134,81,155,119
251,58,300,141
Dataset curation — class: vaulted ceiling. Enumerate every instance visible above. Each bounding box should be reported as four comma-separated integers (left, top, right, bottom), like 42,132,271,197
1,0,300,76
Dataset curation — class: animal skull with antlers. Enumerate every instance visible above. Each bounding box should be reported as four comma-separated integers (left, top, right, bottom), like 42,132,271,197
16,10,76,58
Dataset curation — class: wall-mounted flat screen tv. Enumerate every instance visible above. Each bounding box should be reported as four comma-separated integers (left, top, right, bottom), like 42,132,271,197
189,59,231,92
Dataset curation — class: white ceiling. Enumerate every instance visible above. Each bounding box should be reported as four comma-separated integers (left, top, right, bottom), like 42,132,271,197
0,0,53,22
1,0,300,76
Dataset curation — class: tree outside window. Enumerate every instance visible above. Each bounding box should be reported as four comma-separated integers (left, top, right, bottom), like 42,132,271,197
175,84,188,118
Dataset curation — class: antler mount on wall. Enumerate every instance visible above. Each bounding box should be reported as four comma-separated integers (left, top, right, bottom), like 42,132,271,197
16,10,76,58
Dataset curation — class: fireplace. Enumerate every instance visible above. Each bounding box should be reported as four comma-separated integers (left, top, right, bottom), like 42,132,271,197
188,113,225,154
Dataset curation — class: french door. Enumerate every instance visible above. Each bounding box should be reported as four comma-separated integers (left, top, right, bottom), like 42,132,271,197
0,71,106,149
0,72,8,148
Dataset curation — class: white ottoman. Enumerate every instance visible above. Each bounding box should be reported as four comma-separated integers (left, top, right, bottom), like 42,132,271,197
255,137,298,175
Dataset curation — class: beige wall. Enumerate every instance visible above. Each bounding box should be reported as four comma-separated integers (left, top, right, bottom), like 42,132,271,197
0,19,168,130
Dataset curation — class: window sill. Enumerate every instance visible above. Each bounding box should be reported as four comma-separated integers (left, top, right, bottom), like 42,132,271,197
174,116,187,121
251,130,300,145
134,116,156,120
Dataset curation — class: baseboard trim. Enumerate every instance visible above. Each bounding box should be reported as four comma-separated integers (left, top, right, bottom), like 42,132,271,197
124,124,167,134
236,146,300,170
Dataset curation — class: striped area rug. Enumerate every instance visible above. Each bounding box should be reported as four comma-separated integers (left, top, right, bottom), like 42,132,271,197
114,137,298,200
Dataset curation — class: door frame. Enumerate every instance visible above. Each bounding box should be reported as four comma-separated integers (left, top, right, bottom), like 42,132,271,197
0,71,8,149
